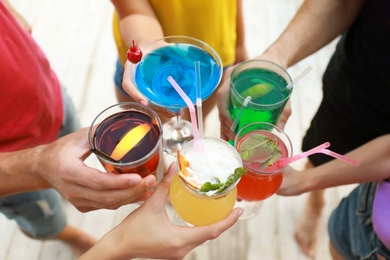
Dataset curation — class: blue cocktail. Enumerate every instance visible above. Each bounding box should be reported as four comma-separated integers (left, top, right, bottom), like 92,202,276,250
131,36,222,155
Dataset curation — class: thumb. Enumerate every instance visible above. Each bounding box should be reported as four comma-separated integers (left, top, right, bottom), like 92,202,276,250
147,163,177,202
182,207,243,244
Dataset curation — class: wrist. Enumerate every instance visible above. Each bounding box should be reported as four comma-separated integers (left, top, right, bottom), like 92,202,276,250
0,145,50,196
83,226,135,260
30,144,52,189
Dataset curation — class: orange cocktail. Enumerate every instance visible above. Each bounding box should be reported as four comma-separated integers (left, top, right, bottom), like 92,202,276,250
170,138,244,226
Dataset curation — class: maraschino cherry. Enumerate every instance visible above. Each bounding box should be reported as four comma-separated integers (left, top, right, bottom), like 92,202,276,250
127,40,142,64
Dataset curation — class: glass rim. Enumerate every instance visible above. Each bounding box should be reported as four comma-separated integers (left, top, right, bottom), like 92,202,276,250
129,35,223,110
88,102,163,167
178,137,243,196
230,59,293,108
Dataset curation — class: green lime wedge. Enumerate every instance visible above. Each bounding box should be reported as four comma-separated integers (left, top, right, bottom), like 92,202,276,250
240,83,273,99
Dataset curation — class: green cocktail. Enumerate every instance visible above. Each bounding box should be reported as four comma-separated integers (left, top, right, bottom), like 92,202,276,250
229,60,292,136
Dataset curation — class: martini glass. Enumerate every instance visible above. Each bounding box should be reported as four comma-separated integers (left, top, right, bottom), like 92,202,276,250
130,36,222,155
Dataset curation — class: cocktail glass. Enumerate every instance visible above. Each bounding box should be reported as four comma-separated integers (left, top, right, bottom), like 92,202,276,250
234,122,293,219
130,36,222,155
229,59,292,140
169,137,243,226
88,102,163,179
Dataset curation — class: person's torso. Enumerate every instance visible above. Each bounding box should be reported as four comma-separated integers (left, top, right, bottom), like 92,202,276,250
113,0,237,67
0,1,63,151
323,0,390,140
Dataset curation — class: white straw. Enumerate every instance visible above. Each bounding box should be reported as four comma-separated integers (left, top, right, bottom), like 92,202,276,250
286,65,313,90
230,96,252,131
194,61,203,138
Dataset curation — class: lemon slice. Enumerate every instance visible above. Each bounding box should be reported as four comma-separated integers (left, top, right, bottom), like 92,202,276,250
110,123,152,161
240,83,273,99
177,152,202,190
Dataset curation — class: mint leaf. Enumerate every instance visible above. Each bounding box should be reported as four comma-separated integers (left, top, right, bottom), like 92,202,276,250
217,167,247,193
199,178,222,192
238,134,282,169
199,167,247,194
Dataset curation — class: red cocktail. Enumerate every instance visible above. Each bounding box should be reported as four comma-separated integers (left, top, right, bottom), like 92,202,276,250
234,122,292,219
236,129,290,201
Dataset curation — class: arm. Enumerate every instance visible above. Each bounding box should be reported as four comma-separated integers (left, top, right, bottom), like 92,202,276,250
217,0,366,140
79,163,243,260
260,0,366,67
234,0,248,64
4,0,31,32
111,0,164,106
111,0,163,48
0,128,156,212
278,134,390,196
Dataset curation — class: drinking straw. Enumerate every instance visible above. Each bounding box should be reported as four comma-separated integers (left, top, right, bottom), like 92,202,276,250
90,148,118,163
320,149,360,167
277,141,360,168
230,96,252,131
194,61,203,138
286,65,313,90
167,76,201,151
277,142,330,167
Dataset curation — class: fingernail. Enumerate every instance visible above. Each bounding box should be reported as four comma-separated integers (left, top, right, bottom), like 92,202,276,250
128,175,142,185
139,100,148,106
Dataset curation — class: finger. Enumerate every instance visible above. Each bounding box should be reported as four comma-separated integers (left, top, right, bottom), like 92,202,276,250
122,60,147,105
68,177,156,211
149,163,176,197
182,207,243,244
278,101,292,130
158,162,177,184
75,165,144,190
142,163,176,212
207,207,242,235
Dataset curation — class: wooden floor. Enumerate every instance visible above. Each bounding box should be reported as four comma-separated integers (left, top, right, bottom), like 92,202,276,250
1,0,357,259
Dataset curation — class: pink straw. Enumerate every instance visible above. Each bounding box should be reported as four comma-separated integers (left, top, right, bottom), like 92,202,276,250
320,149,360,167
167,76,201,151
277,142,360,168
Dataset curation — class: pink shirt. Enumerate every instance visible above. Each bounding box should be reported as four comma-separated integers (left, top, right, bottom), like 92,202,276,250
0,1,63,152
373,180,390,250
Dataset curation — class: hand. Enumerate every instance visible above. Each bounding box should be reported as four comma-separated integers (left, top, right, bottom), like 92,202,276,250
80,163,243,260
276,166,305,196
39,128,157,212
234,45,249,65
277,99,292,130
122,60,177,118
217,66,237,141
122,60,148,105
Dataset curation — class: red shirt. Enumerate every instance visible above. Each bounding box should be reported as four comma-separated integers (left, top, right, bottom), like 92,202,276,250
0,1,63,152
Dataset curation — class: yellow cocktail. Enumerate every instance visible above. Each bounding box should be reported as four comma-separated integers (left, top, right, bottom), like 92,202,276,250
169,138,243,226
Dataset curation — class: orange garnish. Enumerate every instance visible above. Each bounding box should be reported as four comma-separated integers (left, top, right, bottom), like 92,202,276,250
177,151,201,189
177,151,190,170
110,123,151,161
